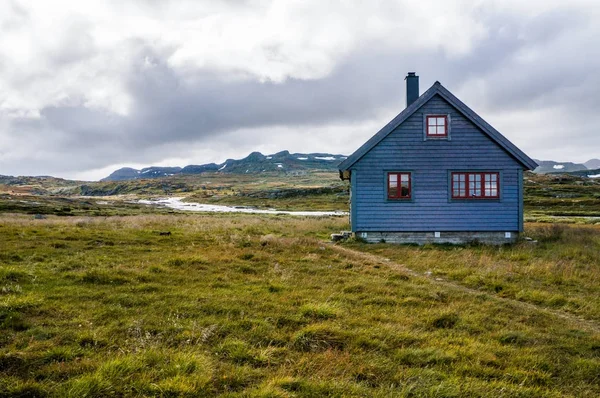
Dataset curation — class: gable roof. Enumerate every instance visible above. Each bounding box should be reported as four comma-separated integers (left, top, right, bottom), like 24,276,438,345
338,81,539,173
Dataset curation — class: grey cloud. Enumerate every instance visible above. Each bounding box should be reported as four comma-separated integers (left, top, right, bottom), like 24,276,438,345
524,7,587,44
1,1,29,32
48,20,96,66
447,7,596,112
27,43,413,168
2,2,600,178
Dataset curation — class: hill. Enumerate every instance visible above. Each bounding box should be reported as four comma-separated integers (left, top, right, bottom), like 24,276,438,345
584,159,600,169
101,151,347,181
561,168,600,178
533,159,588,174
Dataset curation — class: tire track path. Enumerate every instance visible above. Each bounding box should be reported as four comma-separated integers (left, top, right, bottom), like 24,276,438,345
329,244,600,334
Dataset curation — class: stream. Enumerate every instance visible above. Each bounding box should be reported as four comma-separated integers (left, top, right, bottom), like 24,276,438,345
137,197,348,217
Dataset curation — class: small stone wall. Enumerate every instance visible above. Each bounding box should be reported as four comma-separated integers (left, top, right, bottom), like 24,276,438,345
355,231,518,245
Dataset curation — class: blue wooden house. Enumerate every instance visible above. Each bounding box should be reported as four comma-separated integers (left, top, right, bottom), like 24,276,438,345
338,73,538,244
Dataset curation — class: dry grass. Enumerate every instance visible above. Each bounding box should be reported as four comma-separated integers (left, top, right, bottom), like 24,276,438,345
1,214,599,397
349,223,600,321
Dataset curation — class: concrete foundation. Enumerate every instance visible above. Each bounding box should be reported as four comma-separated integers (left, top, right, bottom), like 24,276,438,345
355,231,518,245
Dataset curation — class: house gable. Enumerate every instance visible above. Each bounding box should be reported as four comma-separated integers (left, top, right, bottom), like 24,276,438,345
355,94,523,174
348,94,524,233
359,94,520,170
338,82,538,176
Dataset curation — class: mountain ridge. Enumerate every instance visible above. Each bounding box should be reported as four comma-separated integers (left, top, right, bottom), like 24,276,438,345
532,159,589,174
101,151,348,181
3,153,598,182
584,158,600,169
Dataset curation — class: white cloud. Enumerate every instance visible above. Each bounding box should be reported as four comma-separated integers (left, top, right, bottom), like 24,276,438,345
0,0,491,114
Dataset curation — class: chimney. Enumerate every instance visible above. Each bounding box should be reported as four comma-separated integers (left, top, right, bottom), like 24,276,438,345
405,72,419,107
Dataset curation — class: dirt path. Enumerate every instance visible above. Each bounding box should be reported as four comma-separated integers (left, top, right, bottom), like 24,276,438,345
329,244,600,334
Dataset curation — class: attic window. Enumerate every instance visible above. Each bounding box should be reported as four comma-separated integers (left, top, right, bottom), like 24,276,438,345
452,172,499,199
426,115,448,137
387,172,411,199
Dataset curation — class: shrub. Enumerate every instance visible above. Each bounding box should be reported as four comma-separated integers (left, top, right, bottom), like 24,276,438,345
498,331,531,346
431,313,459,329
166,258,185,267
535,224,566,243
80,271,128,285
291,325,347,352
299,303,338,320
0,269,30,284
0,310,29,331
396,347,456,366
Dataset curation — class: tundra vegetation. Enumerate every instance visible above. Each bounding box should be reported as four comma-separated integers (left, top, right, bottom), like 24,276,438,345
0,170,599,397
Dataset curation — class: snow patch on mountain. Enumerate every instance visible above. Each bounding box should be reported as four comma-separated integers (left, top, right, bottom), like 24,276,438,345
315,156,336,161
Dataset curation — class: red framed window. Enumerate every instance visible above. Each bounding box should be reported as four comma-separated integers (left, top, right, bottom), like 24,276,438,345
452,172,499,199
388,172,411,199
426,115,448,137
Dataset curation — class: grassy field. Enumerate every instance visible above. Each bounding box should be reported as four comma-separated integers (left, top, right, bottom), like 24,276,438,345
524,173,600,222
0,194,174,217
0,171,349,214
3,170,600,218
350,224,600,322
1,214,599,397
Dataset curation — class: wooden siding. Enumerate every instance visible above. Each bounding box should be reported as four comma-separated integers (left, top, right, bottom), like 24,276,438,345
352,94,522,232
339,82,538,172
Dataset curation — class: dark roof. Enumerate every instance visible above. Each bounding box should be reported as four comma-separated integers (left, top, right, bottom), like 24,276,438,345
338,81,539,172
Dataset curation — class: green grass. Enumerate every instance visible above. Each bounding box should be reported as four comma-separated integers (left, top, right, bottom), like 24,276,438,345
179,172,349,211
351,223,600,321
0,194,175,217
524,172,600,221
185,192,348,212
1,214,599,396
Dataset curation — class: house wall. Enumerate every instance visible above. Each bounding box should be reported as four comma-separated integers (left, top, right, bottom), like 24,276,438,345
351,94,524,233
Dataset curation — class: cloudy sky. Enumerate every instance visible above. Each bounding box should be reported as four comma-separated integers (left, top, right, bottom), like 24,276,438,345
1,0,599,180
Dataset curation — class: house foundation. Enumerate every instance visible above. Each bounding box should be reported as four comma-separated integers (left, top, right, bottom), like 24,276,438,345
355,231,518,245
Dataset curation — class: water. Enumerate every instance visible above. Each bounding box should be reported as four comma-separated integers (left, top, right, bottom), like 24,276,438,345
138,197,348,217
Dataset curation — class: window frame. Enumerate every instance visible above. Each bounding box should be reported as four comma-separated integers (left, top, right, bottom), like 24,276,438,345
450,171,500,200
386,171,412,201
425,114,449,139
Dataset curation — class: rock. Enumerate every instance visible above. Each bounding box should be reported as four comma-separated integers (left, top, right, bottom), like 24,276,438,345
331,233,345,242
